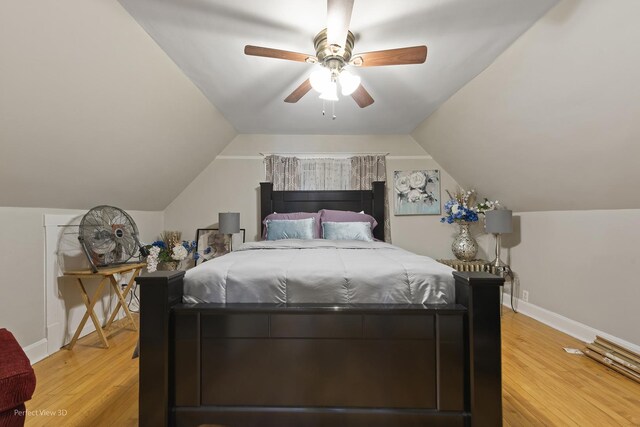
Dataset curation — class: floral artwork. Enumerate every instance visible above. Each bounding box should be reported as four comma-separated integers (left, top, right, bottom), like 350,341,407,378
195,229,246,265
394,170,440,215
196,230,231,264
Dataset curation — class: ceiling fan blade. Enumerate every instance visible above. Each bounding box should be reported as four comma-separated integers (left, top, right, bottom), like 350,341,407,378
244,45,315,63
352,46,427,67
351,84,374,108
327,0,354,48
284,79,313,103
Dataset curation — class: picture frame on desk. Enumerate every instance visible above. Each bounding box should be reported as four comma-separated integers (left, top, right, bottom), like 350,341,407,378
194,228,245,266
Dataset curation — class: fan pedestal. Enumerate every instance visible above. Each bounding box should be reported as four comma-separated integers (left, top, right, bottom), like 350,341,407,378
63,262,146,350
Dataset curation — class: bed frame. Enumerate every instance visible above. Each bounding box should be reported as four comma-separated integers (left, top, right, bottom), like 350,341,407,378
137,182,504,427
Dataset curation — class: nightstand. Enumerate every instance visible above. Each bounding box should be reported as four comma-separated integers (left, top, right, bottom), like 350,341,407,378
437,259,517,313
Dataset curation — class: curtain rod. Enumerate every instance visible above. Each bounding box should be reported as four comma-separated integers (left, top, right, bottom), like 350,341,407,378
259,152,390,157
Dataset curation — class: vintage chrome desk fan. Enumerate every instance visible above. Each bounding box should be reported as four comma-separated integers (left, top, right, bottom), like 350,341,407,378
77,205,149,273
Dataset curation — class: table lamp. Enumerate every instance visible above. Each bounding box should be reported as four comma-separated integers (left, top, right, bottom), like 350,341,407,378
485,209,512,269
219,212,240,251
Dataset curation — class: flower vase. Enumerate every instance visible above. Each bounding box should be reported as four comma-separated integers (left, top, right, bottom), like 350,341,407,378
157,261,179,271
452,222,478,261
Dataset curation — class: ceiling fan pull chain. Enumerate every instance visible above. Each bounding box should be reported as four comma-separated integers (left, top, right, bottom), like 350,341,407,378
332,100,336,120
322,99,326,116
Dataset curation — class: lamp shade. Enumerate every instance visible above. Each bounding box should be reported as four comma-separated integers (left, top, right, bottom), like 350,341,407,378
219,212,240,234
485,209,512,234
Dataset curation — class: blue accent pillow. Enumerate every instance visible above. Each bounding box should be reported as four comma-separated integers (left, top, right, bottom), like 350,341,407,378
265,218,316,240
322,221,374,242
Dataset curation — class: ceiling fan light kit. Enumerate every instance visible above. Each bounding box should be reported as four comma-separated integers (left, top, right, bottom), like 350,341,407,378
310,67,331,93
319,81,339,101
339,70,361,96
244,0,428,115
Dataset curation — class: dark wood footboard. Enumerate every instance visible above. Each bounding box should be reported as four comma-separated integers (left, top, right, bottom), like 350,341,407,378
137,271,503,427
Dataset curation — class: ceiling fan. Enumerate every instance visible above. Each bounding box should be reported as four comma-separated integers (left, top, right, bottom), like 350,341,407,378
244,0,427,110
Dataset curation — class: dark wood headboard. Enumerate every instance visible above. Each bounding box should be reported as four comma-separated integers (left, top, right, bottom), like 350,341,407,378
260,182,386,241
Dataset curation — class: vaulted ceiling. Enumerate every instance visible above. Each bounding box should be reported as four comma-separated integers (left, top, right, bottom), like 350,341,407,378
118,0,557,134
10,0,630,214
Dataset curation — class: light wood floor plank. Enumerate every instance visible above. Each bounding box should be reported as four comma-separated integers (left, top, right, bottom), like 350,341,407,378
24,312,640,426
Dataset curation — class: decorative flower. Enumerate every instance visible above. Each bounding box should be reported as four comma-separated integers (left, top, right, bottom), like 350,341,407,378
146,233,200,269
409,171,427,189
151,240,166,249
146,246,161,273
171,245,188,261
420,193,436,204
395,175,411,194
407,189,423,202
440,188,499,224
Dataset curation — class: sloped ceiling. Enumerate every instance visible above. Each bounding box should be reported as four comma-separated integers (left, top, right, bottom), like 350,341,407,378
413,0,640,212
0,0,236,211
118,0,556,134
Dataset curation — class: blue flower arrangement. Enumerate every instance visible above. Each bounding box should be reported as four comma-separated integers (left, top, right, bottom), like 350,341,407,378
151,240,166,249
144,231,199,272
441,199,479,224
182,240,199,260
440,189,499,224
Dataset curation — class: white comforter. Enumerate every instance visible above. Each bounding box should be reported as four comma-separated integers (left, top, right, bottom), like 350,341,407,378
183,240,455,304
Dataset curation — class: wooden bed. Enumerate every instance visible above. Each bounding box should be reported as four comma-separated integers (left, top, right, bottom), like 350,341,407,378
137,182,504,427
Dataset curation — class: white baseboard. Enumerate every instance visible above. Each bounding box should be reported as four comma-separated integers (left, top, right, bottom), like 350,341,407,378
504,298,640,354
22,338,48,365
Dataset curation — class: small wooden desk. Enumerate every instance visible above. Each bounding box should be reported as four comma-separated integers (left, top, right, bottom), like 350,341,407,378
63,262,145,350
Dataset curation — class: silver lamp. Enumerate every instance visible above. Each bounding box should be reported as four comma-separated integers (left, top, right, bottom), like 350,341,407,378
219,212,240,251
485,209,517,312
485,209,512,269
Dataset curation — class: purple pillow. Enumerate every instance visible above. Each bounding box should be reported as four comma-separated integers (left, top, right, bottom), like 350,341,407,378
319,209,378,237
262,212,321,239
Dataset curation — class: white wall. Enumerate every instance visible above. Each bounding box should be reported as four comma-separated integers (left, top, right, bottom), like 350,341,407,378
164,134,471,259
0,0,236,211
412,0,640,213
410,0,640,346
0,207,163,352
496,209,640,346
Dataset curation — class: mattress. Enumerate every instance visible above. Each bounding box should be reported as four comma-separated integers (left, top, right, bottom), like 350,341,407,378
183,239,455,304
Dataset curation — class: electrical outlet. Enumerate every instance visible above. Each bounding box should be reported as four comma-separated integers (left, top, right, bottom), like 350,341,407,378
521,290,529,302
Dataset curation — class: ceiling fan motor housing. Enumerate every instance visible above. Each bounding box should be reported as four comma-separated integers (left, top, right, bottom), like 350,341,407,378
314,28,355,71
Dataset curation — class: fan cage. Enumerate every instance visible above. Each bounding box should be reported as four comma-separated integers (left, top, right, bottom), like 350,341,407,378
78,205,145,272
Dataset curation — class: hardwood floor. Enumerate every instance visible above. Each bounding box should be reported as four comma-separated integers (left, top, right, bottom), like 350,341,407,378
501,311,640,426
26,320,139,427
26,312,640,426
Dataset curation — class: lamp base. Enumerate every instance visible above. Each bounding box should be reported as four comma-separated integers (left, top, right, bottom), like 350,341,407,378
490,257,509,269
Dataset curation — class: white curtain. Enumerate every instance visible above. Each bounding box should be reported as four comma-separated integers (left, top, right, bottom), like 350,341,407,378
299,158,352,190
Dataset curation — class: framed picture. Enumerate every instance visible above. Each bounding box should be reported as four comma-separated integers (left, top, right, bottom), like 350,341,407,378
394,170,441,215
194,228,246,265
